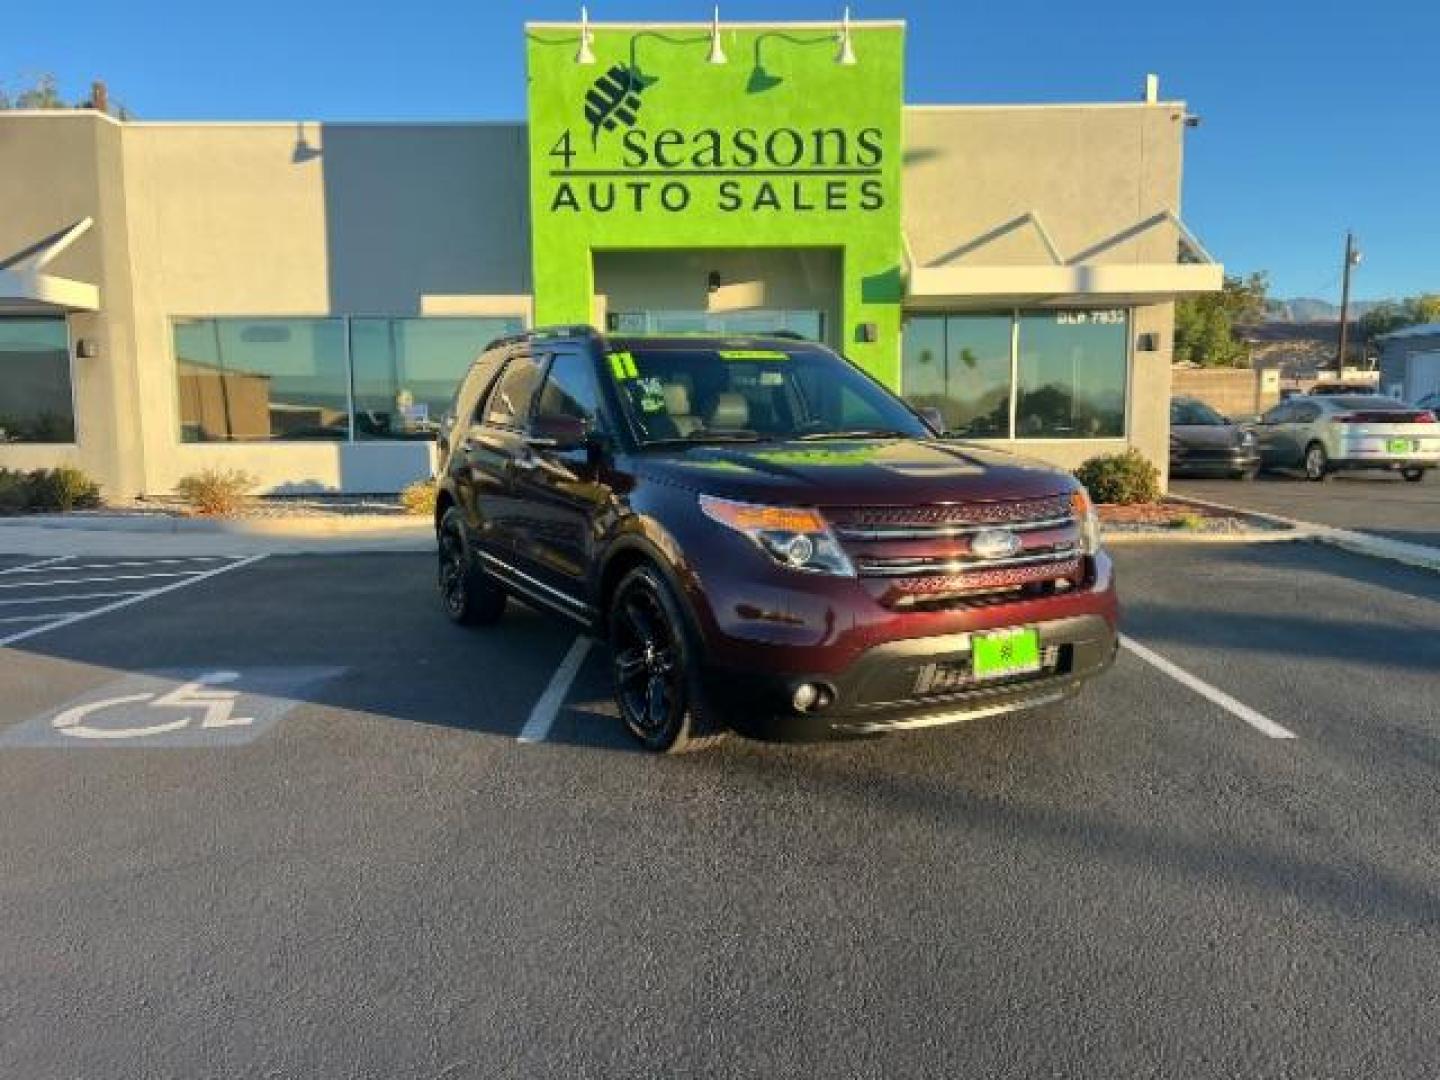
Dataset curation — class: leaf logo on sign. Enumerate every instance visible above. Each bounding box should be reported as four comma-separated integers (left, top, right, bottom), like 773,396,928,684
584,64,647,147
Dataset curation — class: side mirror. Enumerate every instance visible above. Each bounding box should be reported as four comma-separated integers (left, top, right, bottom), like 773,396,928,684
917,407,945,434
529,413,591,453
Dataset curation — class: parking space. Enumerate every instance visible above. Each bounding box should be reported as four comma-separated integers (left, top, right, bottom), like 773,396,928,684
1,542,1438,1076
0,555,262,646
1175,472,1440,547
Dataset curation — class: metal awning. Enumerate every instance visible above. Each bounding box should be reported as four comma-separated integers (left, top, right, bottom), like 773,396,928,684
903,209,1222,310
0,218,101,314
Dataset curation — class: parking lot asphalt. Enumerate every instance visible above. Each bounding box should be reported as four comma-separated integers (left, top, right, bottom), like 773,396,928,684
1174,472,1440,548
1,541,1438,1078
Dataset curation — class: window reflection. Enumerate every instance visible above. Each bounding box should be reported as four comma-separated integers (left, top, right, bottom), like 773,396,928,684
175,319,349,442
0,318,74,443
1016,311,1127,438
351,317,522,440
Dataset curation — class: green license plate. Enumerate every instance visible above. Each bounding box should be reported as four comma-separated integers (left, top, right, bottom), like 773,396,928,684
1387,438,1415,453
971,627,1042,680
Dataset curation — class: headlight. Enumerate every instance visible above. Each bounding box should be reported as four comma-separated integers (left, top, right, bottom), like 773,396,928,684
698,496,855,577
1071,488,1103,556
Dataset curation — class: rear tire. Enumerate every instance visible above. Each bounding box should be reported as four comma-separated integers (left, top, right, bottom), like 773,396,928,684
1401,467,1426,483
437,508,507,626
1303,442,1330,482
608,565,727,753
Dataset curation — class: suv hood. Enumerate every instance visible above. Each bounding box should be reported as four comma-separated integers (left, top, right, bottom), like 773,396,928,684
634,438,1076,506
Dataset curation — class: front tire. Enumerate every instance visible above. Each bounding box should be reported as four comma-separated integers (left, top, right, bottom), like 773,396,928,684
1401,467,1426,483
1303,442,1330,482
608,565,726,753
437,508,507,626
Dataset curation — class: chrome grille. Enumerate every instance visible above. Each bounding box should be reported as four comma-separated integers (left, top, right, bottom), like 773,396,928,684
824,494,1085,604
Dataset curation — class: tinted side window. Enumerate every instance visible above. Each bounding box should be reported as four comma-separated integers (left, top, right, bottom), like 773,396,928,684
1261,403,1293,424
484,354,545,428
457,348,509,426
535,352,604,427
1293,402,1322,423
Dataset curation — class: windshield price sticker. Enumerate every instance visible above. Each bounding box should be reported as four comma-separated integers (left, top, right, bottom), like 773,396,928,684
718,349,789,361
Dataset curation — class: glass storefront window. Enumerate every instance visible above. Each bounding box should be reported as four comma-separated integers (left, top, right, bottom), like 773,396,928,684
0,318,74,444
350,317,522,440
175,318,349,442
902,310,1129,440
1016,310,1128,438
609,310,824,341
901,315,1012,437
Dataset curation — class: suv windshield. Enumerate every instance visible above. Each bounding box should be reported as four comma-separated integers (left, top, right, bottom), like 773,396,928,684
606,344,931,445
1170,399,1227,426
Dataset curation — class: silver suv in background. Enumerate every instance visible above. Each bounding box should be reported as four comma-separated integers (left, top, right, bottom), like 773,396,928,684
1252,395,1438,482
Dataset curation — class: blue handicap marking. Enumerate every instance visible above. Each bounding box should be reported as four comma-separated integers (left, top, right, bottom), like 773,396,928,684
0,667,346,748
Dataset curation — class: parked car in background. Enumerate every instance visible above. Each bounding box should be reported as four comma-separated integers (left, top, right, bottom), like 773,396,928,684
1169,397,1260,479
1308,381,1378,396
1252,395,1438,482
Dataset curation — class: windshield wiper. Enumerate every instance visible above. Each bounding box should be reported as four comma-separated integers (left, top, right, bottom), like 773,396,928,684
796,428,914,441
644,429,767,447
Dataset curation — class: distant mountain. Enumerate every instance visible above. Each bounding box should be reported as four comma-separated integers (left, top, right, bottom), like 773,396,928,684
1265,298,1386,323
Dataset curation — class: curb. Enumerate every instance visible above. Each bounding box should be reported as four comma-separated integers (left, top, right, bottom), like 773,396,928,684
1101,527,1306,545
1168,494,1440,574
0,513,430,539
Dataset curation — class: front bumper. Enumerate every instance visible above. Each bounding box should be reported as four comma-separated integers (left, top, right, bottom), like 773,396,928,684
1171,446,1260,476
708,611,1118,740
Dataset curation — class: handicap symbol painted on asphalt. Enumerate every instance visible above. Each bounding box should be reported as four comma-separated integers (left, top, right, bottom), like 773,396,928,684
0,667,346,748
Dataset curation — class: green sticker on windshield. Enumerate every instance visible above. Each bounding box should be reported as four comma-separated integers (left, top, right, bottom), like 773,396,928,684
718,349,788,361
608,351,640,379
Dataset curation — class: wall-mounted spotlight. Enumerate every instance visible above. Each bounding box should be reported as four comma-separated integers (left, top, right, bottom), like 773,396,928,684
576,5,596,65
707,7,728,65
707,270,723,294
836,6,857,66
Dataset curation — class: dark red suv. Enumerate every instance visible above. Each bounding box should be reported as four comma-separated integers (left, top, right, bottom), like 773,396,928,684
435,327,1118,752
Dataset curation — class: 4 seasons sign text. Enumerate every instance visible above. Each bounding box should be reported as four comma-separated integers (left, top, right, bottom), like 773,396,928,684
546,63,888,215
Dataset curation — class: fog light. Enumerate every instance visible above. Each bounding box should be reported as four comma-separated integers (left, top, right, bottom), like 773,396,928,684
792,683,820,712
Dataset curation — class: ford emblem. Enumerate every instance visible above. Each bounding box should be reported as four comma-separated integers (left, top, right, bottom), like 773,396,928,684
971,528,1022,560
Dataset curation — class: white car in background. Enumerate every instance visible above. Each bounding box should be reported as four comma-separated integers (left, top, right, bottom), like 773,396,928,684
1252,394,1439,482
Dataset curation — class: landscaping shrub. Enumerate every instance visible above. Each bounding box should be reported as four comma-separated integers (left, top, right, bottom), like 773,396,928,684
1073,450,1162,505
175,468,257,516
399,478,438,517
0,466,102,512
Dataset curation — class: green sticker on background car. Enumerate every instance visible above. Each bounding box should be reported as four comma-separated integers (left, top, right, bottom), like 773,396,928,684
971,627,1041,680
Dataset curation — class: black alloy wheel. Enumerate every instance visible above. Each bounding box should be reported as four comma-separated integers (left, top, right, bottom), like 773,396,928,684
1304,442,1330,482
608,565,725,753
437,507,506,626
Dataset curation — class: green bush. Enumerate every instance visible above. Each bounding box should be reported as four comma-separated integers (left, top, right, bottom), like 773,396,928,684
1073,450,1162,505
0,466,102,512
399,478,438,517
175,468,257,517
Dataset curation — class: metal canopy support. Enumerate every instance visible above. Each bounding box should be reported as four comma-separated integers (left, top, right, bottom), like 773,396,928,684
0,217,101,312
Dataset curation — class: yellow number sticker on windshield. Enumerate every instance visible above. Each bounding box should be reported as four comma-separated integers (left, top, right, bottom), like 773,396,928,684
607,351,640,379
718,349,788,361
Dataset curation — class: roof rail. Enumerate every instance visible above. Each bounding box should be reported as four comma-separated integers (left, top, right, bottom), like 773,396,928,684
486,324,605,351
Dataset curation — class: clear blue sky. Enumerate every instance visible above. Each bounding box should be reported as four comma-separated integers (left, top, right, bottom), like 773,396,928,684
6,0,1436,301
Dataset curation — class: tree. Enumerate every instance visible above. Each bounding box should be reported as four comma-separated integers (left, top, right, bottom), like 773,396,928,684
0,73,129,117
1174,272,1269,367
1359,293,1440,342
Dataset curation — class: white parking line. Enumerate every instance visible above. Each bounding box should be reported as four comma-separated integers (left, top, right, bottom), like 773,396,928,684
0,612,86,624
0,557,228,574
1120,634,1297,741
518,635,594,744
0,556,267,648
0,556,69,577
0,571,202,590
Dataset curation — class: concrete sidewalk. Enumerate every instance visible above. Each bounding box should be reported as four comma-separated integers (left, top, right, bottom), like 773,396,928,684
0,513,432,556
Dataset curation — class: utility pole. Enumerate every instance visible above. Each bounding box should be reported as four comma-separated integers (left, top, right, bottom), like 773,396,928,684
1336,230,1361,377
